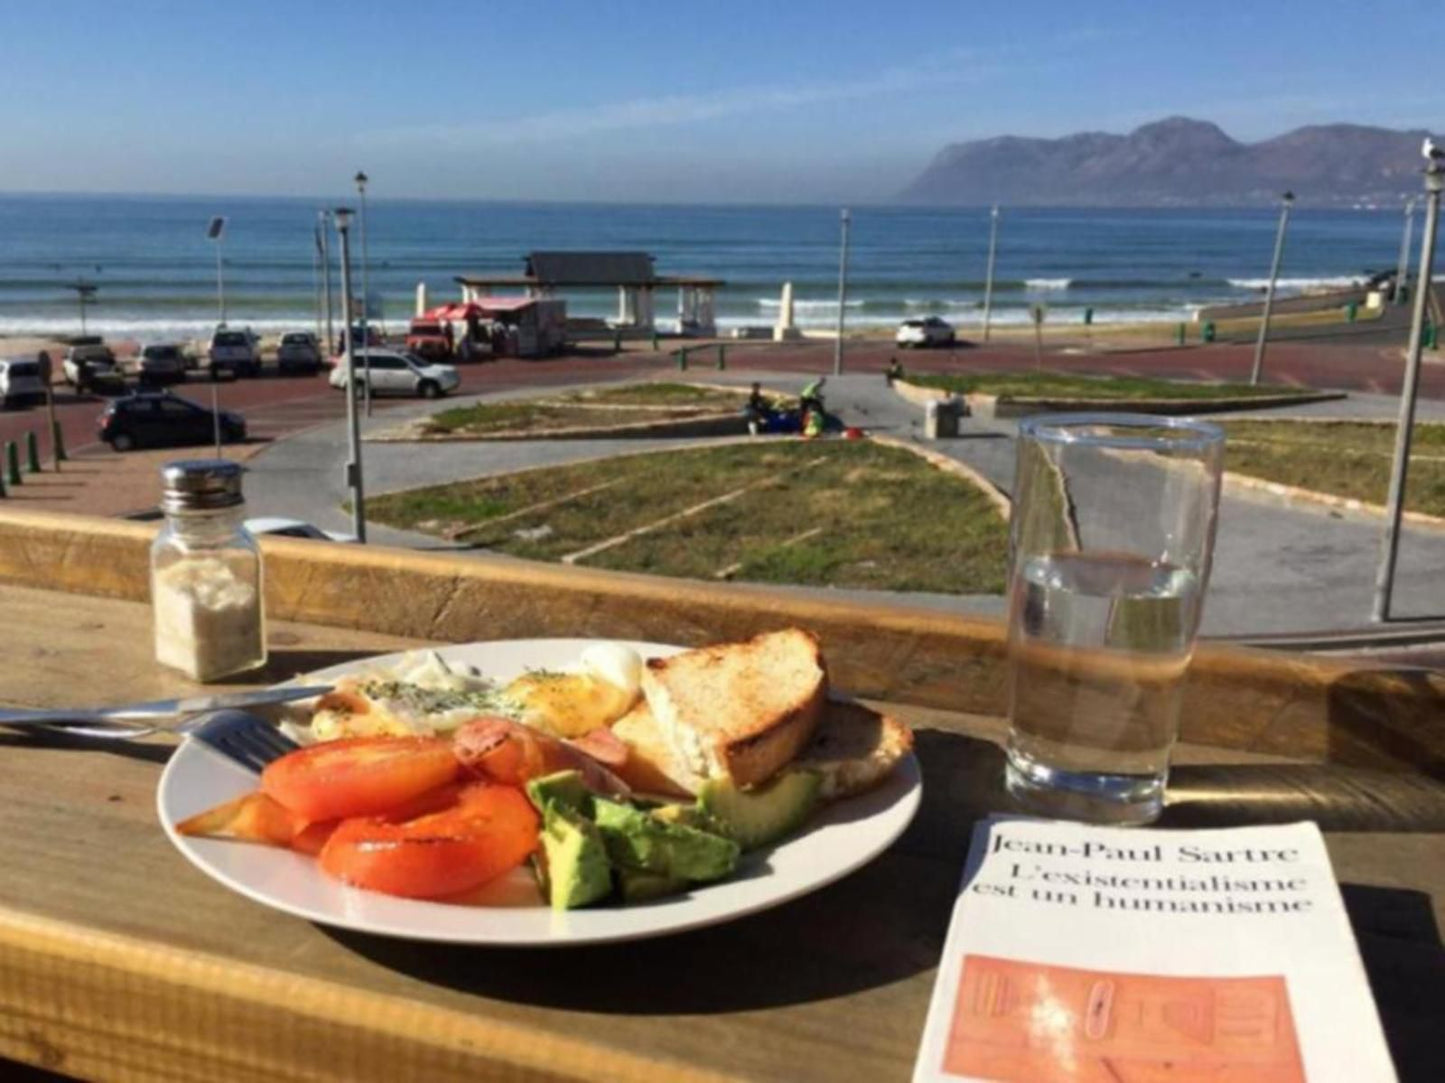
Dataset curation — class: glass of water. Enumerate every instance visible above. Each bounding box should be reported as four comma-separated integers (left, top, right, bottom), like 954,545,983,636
1004,414,1224,825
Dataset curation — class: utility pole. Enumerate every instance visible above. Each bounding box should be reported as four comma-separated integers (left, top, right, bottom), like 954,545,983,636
319,210,335,357
1373,145,1443,621
335,207,367,544
1249,191,1294,386
207,216,227,326
982,205,1000,343
833,208,851,376
313,218,324,345
355,170,373,417
1395,196,1418,304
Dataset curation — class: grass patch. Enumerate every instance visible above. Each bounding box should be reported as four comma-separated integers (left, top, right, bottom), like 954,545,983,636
1221,420,1445,516
909,371,1301,401
369,440,1008,593
424,382,751,435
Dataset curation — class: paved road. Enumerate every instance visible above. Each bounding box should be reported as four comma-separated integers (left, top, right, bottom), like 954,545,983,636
241,366,1445,637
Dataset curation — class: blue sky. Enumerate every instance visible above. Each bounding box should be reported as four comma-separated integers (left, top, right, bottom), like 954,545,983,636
1,0,1441,202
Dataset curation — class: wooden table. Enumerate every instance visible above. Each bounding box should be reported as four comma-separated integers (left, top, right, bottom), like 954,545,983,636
1,586,1442,1082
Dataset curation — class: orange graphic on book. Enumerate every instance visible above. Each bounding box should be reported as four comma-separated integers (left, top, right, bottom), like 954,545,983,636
943,955,1305,1082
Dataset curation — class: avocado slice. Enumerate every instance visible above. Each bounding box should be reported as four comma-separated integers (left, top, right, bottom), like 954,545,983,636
651,802,726,835
538,803,612,910
697,770,822,851
592,797,739,882
616,866,689,903
525,769,592,816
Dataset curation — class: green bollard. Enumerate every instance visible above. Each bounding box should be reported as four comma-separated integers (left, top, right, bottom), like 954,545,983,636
1176,323,1186,346
1083,307,1094,326
52,419,67,462
1345,301,1358,324
26,431,41,473
1201,321,1216,343
676,348,689,371
1425,323,1438,350
651,330,660,352
5,442,21,486
717,344,727,370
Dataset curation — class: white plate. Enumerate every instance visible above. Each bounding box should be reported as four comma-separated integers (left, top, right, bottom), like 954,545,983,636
157,638,922,946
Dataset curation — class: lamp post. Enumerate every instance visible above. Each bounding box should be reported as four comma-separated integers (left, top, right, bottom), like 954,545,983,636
982,205,1000,343
334,207,367,544
318,211,335,356
206,216,227,326
1249,191,1294,385
66,280,97,335
1372,144,1443,621
833,208,851,376
355,170,372,417
1395,196,1418,304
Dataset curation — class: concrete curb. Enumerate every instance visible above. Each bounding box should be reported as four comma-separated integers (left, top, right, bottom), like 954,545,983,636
869,434,1011,522
890,378,1343,418
1222,470,1445,530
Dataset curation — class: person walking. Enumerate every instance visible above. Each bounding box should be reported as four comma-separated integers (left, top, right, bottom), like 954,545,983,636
886,357,903,386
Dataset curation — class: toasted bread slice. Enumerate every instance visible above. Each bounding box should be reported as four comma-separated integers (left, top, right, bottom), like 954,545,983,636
642,628,827,788
796,700,913,800
609,701,701,798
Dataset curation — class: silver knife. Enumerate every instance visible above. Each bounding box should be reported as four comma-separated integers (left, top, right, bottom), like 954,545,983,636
0,685,333,729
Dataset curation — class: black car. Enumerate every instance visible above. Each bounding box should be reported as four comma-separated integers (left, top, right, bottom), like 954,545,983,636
98,393,245,451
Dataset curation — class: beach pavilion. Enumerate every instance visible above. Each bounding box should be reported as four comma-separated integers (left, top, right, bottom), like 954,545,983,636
454,251,723,336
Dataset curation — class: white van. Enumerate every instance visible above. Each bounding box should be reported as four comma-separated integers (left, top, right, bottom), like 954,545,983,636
0,358,47,408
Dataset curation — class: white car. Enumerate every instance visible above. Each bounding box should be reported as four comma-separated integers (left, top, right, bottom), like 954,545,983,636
63,343,123,388
207,327,261,378
328,349,460,399
244,517,355,543
127,343,188,386
896,316,957,348
0,357,46,408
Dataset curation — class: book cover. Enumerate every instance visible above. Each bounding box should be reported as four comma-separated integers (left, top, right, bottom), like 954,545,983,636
913,819,1395,1082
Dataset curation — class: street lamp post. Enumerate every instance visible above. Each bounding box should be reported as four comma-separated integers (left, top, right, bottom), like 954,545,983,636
1249,191,1294,386
334,207,367,544
1372,144,1443,621
1395,197,1418,304
833,208,851,376
355,171,372,417
318,211,335,356
207,216,227,326
982,205,1000,343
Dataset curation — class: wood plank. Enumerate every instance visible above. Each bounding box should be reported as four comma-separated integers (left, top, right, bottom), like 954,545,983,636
1,509,1442,773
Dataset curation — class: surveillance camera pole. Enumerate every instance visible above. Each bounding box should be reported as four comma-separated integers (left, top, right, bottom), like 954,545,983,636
1373,152,1442,621
355,170,372,418
982,205,1000,343
833,208,851,376
335,207,367,544
1394,197,1417,304
1250,191,1294,385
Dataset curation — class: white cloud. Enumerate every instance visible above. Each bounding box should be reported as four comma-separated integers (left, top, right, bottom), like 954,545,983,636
357,52,1003,148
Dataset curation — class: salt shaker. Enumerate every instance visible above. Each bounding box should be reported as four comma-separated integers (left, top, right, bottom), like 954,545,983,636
151,460,266,682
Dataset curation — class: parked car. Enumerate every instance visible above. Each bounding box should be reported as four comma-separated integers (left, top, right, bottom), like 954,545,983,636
244,516,355,543
276,332,322,375
0,358,47,408
896,316,956,348
126,343,188,387
63,343,125,391
328,350,460,398
207,327,261,378
97,392,245,452
405,318,454,361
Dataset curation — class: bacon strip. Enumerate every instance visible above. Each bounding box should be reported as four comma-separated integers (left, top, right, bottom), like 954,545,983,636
454,716,631,796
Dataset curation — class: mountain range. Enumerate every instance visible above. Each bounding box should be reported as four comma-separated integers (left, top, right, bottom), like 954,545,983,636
900,117,1435,206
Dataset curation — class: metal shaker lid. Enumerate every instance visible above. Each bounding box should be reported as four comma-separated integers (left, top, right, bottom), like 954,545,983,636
160,459,245,513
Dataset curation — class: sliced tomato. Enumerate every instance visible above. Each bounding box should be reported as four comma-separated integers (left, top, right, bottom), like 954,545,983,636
261,736,460,822
318,783,540,899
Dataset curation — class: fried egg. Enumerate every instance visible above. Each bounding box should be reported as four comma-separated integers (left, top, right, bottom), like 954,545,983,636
503,644,642,738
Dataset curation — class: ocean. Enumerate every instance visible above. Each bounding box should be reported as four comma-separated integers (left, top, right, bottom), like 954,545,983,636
0,195,1419,341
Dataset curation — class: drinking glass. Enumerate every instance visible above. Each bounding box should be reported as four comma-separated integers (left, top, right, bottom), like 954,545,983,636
1004,414,1224,824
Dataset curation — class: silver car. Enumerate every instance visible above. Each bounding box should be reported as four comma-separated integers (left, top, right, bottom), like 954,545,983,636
0,358,46,408
328,350,460,398
276,332,322,375
129,343,188,386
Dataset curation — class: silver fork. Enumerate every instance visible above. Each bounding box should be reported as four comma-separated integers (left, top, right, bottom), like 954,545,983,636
4,709,299,773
